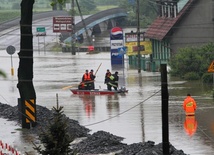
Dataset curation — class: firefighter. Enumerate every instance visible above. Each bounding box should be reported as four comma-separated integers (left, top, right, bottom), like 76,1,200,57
108,71,119,91
104,69,111,90
89,69,96,90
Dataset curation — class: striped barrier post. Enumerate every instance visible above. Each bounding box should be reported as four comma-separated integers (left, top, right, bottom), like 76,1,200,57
18,98,37,129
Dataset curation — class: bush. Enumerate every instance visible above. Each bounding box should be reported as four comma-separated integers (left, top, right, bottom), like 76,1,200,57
183,72,200,80
202,73,213,83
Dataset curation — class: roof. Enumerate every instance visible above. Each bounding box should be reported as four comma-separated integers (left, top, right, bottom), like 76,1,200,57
145,0,195,41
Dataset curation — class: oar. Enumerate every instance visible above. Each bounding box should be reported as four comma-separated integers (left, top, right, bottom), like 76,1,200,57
94,63,102,75
62,84,79,90
62,80,95,90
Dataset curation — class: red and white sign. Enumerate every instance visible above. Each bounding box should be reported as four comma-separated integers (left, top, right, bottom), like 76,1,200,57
53,17,73,33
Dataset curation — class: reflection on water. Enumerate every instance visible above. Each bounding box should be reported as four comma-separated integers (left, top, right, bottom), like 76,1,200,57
183,115,198,137
79,95,95,117
106,95,120,115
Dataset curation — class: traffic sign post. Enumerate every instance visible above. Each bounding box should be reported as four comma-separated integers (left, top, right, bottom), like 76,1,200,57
36,27,46,54
6,45,16,76
208,61,214,98
36,27,46,36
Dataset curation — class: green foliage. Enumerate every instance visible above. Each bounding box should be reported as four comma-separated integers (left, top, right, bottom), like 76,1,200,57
0,70,6,78
0,10,20,23
118,0,157,28
33,106,73,155
202,73,213,83
183,72,200,80
169,43,214,81
78,0,96,14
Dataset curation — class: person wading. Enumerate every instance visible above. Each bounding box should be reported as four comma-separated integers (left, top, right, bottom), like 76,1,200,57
183,94,197,116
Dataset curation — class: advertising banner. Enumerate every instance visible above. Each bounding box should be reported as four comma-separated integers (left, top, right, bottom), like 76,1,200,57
125,32,152,56
110,27,124,64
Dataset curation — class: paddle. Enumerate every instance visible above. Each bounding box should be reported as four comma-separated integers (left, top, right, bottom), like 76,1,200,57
94,63,102,75
62,63,102,90
62,84,79,90
62,80,95,90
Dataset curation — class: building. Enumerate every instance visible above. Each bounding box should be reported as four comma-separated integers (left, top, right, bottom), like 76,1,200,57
145,0,214,71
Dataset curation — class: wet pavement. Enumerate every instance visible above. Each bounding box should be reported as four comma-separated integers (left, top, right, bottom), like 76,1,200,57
1,18,214,155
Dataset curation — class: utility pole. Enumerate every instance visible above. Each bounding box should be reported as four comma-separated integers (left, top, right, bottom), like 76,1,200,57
137,0,141,73
71,0,76,55
76,0,92,46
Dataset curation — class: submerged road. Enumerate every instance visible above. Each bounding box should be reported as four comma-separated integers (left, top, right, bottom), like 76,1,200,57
0,12,214,155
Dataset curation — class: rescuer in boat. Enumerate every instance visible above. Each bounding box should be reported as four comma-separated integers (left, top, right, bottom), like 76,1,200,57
89,69,96,90
104,69,111,90
108,71,119,91
183,94,197,116
81,70,92,90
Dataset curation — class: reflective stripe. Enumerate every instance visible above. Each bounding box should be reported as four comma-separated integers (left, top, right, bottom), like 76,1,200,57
109,75,114,80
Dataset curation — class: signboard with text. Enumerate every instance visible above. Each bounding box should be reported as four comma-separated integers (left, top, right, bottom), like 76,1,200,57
125,32,152,56
53,17,73,33
36,27,46,36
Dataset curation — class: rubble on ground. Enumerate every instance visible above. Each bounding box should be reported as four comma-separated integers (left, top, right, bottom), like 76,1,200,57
0,102,187,155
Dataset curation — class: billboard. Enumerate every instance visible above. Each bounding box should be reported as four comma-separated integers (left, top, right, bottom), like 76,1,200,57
125,33,152,56
53,17,73,33
110,27,124,64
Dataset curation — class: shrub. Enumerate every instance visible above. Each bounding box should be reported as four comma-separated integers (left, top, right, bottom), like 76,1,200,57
202,73,213,83
183,72,200,80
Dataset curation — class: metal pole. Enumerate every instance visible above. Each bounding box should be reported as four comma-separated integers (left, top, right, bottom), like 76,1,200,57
71,0,76,55
137,0,141,73
161,64,169,155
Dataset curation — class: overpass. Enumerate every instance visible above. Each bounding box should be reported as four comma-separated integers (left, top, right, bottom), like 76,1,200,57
63,7,127,44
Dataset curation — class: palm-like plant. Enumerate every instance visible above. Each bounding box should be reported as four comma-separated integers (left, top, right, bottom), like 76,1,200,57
0,70,6,78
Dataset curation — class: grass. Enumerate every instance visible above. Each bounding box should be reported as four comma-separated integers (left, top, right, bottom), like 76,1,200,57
0,10,20,23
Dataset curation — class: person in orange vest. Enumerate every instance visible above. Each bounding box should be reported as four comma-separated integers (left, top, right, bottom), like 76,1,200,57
82,70,92,90
183,94,197,116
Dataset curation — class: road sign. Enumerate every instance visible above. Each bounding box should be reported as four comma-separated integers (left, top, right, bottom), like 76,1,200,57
36,27,46,36
53,17,73,33
36,27,46,32
118,47,126,55
208,61,214,72
6,45,16,55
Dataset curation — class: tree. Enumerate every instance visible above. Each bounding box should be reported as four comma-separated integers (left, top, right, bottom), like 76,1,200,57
118,0,158,27
18,0,67,129
50,0,65,10
169,43,214,81
33,105,73,155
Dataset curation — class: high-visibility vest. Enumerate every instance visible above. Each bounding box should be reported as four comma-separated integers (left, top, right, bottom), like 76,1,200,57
109,75,114,80
83,73,91,81
183,96,197,115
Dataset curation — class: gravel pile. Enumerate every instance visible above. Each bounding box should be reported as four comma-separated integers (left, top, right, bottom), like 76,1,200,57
0,102,187,155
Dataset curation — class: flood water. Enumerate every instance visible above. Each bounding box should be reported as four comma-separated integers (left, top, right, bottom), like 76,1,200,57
0,16,214,154
0,49,214,154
